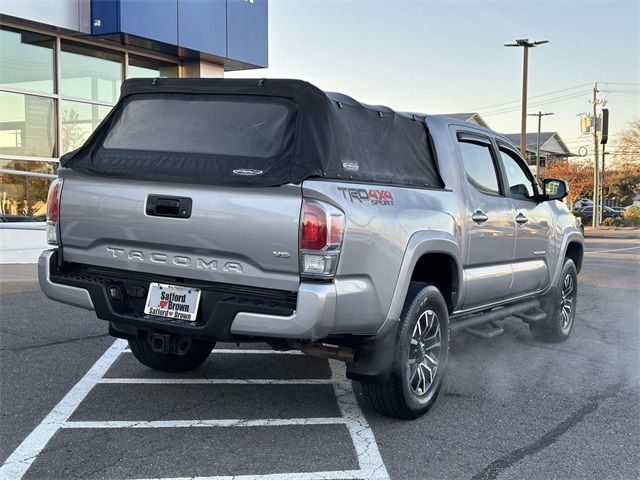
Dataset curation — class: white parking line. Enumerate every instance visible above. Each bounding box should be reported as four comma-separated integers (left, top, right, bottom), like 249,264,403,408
137,470,366,480
0,339,128,480
329,360,390,480
98,378,339,385
1,341,389,480
585,245,640,254
63,418,348,429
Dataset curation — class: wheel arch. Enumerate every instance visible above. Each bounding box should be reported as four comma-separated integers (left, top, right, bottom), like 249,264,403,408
410,253,460,313
565,240,584,273
379,232,462,337
547,231,584,292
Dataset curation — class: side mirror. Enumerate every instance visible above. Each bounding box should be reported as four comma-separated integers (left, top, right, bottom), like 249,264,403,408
542,178,569,201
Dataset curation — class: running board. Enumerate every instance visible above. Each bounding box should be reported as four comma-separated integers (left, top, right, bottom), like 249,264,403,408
450,299,541,333
515,308,547,323
465,320,504,339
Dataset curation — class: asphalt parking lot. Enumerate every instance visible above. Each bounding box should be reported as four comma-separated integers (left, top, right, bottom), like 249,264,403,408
1,237,639,480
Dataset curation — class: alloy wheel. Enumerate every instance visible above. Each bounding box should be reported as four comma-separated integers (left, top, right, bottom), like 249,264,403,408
407,310,441,396
560,273,575,334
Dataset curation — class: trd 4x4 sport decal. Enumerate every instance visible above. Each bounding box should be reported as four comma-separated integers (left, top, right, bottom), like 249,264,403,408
337,187,394,206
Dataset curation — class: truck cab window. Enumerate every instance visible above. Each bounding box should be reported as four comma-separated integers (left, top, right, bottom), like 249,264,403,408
458,140,501,195
498,148,538,200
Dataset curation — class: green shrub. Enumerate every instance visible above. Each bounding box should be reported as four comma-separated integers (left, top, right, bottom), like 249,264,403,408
601,217,625,227
623,205,640,226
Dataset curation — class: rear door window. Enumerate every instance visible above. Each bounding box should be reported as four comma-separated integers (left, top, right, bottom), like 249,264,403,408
458,138,501,195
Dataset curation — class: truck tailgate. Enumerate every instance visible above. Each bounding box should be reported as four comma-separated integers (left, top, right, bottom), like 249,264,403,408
58,170,301,292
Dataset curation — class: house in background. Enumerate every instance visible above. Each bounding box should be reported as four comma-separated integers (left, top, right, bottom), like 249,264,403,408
437,114,576,173
439,113,576,173
503,132,576,169
441,112,490,128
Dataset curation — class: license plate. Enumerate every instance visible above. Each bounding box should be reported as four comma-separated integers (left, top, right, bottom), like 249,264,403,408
144,282,201,321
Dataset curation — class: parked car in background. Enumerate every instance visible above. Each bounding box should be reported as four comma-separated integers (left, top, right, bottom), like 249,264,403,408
577,206,622,221
0,215,42,222
574,198,593,210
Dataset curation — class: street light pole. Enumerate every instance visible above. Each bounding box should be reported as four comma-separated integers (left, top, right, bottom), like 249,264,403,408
527,111,554,178
505,39,549,157
520,46,529,156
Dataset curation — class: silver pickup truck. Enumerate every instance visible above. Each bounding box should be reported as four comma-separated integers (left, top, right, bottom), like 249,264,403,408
39,78,584,419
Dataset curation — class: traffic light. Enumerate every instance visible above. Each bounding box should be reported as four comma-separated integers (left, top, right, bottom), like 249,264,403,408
599,108,609,144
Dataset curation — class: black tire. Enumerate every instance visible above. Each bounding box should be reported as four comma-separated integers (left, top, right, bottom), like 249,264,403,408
361,282,449,420
530,258,578,343
128,335,215,372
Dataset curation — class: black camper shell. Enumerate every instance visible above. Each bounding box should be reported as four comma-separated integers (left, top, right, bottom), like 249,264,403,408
62,78,443,189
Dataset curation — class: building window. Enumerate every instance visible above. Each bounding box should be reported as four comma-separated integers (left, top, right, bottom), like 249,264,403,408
0,23,179,221
129,55,179,78
0,163,57,218
0,26,55,94
61,100,111,154
0,91,56,157
61,41,122,104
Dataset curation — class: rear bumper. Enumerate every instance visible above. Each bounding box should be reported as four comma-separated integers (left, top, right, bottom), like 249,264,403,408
38,249,336,341
38,250,95,311
229,283,336,339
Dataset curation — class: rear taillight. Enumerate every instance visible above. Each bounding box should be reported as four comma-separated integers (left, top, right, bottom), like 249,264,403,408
300,199,345,277
46,178,63,245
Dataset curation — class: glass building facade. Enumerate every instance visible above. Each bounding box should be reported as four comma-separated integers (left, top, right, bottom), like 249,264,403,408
0,23,179,219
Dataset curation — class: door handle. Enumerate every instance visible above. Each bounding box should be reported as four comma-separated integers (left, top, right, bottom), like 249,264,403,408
516,213,528,225
471,210,489,224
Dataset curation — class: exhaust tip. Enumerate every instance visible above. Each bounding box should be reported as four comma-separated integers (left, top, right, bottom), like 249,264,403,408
300,342,357,363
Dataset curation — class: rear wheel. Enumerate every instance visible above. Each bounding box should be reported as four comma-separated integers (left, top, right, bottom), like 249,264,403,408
530,258,577,343
129,334,215,372
361,283,449,420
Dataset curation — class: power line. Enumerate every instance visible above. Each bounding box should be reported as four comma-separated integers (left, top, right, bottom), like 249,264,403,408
489,91,589,111
468,82,592,111
479,93,585,116
600,89,640,94
602,151,640,154
564,136,606,142
600,81,640,86
564,136,623,144
470,82,638,117
480,91,589,116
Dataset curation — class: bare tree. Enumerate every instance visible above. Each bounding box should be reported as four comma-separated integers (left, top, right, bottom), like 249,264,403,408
613,118,640,165
62,108,87,154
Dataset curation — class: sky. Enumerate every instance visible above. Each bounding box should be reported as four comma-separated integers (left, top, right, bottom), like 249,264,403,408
228,0,640,161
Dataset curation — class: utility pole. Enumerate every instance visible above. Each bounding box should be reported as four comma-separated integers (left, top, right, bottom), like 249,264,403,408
591,82,600,228
527,111,554,178
599,108,610,216
601,146,607,213
505,38,549,156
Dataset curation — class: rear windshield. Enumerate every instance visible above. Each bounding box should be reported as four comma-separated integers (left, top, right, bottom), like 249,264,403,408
103,94,295,159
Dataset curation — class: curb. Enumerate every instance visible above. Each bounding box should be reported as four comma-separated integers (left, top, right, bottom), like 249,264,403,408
584,231,640,240
0,281,41,295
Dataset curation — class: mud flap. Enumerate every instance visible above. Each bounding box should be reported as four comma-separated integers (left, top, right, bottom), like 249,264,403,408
345,321,399,384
